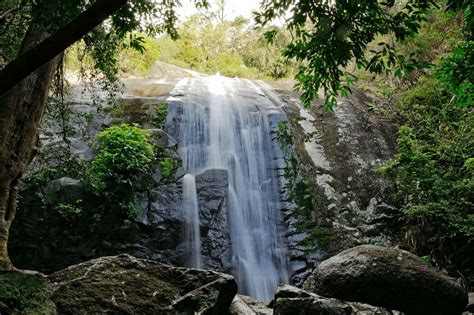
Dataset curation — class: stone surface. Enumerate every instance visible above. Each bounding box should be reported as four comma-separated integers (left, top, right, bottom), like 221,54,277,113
148,128,178,149
229,294,273,314
466,292,474,312
302,245,468,314
196,169,232,273
48,254,237,314
273,284,397,315
268,81,400,262
10,166,230,274
44,177,83,203
10,76,410,305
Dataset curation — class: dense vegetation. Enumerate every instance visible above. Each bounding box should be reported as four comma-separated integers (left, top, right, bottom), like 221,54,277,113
367,7,473,279
271,3,472,282
256,0,472,109
67,15,295,80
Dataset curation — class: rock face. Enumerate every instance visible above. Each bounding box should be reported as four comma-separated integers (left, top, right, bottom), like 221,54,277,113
9,168,230,274
9,89,231,274
270,81,399,261
302,245,468,314
273,284,397,315
254,81,402,288
196,169,232,273
48,254,237,314
10,77,409,303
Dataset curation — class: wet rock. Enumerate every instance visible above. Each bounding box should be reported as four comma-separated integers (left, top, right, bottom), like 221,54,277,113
10,166,232,274
150,128,178,148
45,177,83,203
302,245,468,314
48,254,237,314
229,294,273,314
466,292,474,312
196,169,232,272
273,85,400,257
273,284,397,315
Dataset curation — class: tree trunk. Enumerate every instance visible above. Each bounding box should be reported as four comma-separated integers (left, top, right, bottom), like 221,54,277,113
0,25,60,270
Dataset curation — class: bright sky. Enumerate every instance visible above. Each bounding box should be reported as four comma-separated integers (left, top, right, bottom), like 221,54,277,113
180,0,261,21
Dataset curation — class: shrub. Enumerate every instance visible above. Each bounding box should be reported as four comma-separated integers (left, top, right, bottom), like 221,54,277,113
435,41,474,107
90,124,155,218
55,201,83,221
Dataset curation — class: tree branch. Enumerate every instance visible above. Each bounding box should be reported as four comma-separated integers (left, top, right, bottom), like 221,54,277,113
0,0,127,96
0,4,22,22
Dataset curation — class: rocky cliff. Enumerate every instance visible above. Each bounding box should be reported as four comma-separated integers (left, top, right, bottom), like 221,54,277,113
10,75,401,291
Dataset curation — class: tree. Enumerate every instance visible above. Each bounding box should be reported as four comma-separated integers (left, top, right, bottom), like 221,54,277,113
0,0,126,95
255,0,471,109
0,0,208,270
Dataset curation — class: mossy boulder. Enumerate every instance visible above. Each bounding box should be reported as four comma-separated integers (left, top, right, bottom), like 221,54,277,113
303,245,468,314
0,271,56,314
48,254,237,314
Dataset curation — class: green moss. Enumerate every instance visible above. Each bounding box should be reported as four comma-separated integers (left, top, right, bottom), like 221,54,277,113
53,268,180,314
0,272,56,314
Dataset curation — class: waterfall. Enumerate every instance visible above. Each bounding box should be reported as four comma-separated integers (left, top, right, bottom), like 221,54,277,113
182,174,202,268
174,74,289,301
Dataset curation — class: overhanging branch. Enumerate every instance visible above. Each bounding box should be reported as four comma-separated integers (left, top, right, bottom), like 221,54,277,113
0,0,127,96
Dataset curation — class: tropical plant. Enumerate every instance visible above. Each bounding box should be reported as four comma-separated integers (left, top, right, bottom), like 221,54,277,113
90,124,155,218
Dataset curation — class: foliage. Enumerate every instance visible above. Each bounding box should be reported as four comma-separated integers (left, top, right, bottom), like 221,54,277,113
160,157,177,179
0,0,30,67
378,76,473,272
90,124,155,218
435,41,474,106
255,0,471,109
148,14,295,79
153,103,169,129
115,35,161,77
2,0,210,101
19,99,178,225
54,200,83,221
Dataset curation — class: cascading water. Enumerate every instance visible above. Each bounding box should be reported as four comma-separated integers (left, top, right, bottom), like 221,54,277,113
182,174,202,268
173,74,289,301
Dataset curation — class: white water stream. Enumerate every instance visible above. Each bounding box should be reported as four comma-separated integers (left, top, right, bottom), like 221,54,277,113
182,174,202,268
172,74,289,301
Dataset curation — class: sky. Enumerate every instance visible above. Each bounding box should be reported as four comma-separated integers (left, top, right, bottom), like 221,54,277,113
180,0,262,21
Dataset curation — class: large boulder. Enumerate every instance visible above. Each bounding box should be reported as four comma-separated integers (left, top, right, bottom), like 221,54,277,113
48,254,237,314
273,284,397,315
302,245,468,314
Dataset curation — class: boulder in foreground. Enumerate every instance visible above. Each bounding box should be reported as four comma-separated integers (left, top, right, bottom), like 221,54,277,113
303,245,468,314
48,254,237,314
273,284,398,315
